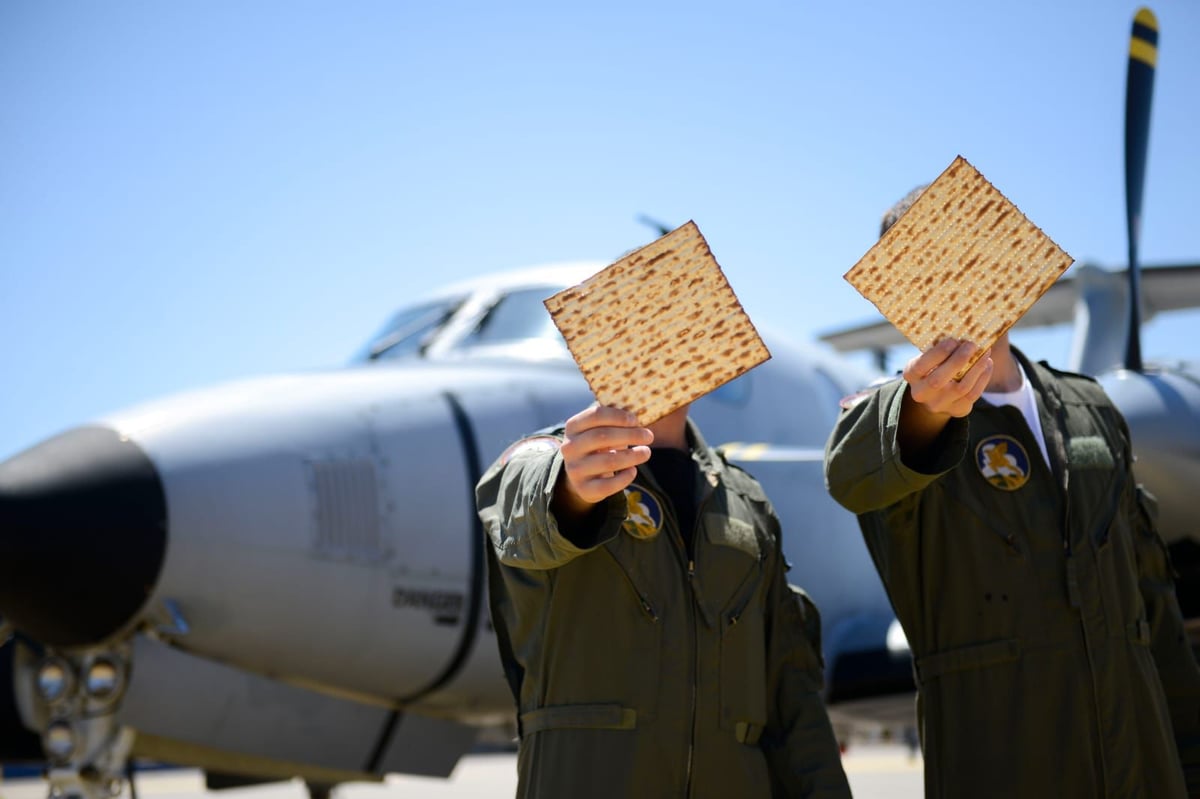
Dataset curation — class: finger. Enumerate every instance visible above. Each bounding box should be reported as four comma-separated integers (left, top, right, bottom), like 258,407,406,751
959,352,994,402
938,354,993,417
569,467,641,505
908,349,988,414
568,444,652,482
923,341,980,390
904,339,959,383
564,404,640,437
565,425,654,458
563,439,650,499
560,424,651,500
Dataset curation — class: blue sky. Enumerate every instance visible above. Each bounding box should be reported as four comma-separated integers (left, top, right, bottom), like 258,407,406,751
2,0,1198,460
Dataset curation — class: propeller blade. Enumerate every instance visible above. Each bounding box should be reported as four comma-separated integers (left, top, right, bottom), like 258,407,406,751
1124,7,1158,372
635,213,673,237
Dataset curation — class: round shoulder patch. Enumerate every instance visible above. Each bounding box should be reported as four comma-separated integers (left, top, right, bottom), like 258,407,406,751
498,435,561,465
622,484,663,540
974,435,1031,491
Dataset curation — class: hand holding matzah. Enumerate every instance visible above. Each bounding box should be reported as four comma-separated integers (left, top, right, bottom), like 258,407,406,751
554,405,652,520
844,156,1073,380
902,339,993,417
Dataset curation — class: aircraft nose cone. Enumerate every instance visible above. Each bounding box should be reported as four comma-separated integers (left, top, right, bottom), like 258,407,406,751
0,426,167,647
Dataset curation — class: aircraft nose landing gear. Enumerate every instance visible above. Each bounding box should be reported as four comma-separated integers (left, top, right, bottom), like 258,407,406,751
18,643,136,799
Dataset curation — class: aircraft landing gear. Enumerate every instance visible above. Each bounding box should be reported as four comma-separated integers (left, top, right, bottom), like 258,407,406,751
45,725,135,799
305,781,337,799
13,641,135,799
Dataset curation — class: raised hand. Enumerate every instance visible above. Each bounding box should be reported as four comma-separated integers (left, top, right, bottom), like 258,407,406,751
555,404,654,518
897,339,993,460
903,339,993,418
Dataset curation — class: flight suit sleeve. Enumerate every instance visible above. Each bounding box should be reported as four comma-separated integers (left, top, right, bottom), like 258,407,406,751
475,440,627,570
824,378,970,514
1132,481,1200,795
759,511,852,798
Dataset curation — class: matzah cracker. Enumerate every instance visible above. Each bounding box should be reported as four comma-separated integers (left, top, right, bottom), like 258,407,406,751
545,220,770,425
845,155,1074,379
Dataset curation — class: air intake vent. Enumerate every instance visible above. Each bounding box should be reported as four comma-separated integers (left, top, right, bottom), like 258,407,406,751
308,458,383,562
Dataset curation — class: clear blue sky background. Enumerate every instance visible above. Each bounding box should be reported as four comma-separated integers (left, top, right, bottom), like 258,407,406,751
2,0,1197,460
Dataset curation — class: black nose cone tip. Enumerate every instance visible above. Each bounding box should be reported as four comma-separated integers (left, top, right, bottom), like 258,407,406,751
0,426,168,647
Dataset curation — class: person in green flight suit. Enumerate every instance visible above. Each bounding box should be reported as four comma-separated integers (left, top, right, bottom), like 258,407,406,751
476,401,851,798
824,187,1200,798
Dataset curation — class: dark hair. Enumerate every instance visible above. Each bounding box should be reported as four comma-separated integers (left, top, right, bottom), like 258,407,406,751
879,184,930,239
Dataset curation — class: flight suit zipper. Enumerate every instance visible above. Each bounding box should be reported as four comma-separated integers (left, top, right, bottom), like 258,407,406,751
686,556,697,798
1039,364,1109,794
637,449,718,798
681,479,715,799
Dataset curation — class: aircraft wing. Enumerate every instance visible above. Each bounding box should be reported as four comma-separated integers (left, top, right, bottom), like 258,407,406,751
819,263,1200,354
1142,263,1200,314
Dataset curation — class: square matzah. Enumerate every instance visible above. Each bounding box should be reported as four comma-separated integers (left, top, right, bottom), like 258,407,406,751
544,220,770,425
844,155,1074,379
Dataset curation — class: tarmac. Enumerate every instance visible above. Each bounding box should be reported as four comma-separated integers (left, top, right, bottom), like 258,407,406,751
0,743,923,799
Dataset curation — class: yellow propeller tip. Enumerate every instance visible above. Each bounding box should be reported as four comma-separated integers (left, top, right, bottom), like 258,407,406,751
1134,7,1158,30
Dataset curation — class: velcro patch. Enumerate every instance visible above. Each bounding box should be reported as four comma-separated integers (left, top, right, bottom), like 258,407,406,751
1068,436,1114,469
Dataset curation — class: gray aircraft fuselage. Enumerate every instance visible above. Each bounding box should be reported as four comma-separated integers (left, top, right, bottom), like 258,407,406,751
0,265,904,795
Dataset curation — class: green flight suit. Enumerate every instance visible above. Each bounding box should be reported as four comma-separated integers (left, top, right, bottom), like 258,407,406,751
824,350,1200,798
476,421,851,798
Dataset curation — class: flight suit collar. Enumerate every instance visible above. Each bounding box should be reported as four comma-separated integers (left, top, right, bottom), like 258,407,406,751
973,348,1069,482
684,419,725,487
634,419,723,529
1012,348,1076,557
1011,348,1071,487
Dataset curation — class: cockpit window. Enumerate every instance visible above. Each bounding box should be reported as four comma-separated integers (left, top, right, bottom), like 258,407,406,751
358,297,464,362
460,288,564,348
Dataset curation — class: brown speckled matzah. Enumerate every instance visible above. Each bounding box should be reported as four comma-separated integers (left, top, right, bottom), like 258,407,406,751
544,220,770,425
845,155,1073,379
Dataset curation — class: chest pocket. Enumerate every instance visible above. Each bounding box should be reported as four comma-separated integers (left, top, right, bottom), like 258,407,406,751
939,464,1047,558
701,494,772,735
699,498,766,616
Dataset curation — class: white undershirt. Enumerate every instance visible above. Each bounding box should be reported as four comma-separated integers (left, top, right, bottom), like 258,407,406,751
981,362,1051,467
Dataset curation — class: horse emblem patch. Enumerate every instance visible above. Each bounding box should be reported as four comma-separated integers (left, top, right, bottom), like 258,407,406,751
623,485,663,539
975,435,1032,491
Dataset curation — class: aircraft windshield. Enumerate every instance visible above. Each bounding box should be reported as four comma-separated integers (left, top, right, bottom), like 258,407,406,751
459,288,563,348
359,298,464,361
